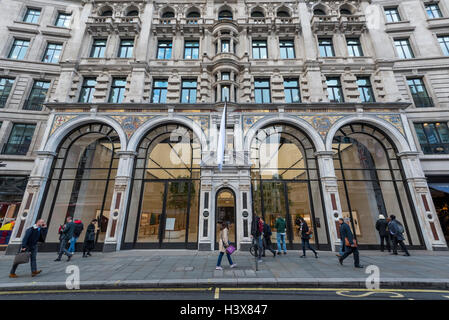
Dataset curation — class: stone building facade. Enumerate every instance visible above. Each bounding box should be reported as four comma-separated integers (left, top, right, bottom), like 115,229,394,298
2,0,449,253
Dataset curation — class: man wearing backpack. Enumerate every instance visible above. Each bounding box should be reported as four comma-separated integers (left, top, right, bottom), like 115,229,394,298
262,218,276,258
388,215,410,256
68,219,84,254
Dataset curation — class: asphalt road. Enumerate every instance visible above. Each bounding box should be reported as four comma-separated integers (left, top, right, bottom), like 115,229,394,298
1,287,449,300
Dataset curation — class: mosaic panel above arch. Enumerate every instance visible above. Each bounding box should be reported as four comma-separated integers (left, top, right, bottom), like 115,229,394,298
50,115,78,135
184,115,210,139
242,113,407,142
108,115,156,140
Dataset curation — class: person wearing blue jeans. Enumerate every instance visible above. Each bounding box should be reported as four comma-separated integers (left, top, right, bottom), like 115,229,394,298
274,215,287,255
216,222,236,270
68,220,84,254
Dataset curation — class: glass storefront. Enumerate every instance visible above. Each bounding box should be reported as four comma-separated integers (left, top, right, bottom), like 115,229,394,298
333,123,423,248
428,177,449,244
251,124,328,250
125,124,201,249
38,123,121,248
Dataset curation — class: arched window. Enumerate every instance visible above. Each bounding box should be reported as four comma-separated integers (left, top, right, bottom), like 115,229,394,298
218,10,233,20
127,10,139,17
162,11,175,18
313,8,326,16
187,11,200,18
340,8,352,15
38,123,121,247
251,10,265,18
126,124,201,248
277,10,290,18
332,123,423,248
250,124,327,249
100,7,113,16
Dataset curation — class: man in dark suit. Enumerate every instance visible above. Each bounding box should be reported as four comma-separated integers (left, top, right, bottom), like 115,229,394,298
9,219,48,278
55,216,75,262
338,218,364,268
376,214,391,252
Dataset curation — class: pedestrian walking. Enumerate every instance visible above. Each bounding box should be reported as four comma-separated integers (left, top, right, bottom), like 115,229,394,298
216,222,237,270
262,218,276,258
338,218,364,268
68,219,84,254
388,215,410,256
9,219,47,278
250,215,264,262
298,217,318,258
82,219,97,258
274,214,287,255
55,216,75,262
375,214,391,252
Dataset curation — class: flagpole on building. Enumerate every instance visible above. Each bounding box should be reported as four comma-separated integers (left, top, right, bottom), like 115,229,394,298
217,99,227,171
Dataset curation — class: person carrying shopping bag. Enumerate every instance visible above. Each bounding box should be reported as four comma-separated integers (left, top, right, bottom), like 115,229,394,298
216,222,237,270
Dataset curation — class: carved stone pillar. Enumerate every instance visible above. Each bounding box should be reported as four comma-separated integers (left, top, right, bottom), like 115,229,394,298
103,151,137,252
315,151,342,252
6,151,57,255
399,152,448,251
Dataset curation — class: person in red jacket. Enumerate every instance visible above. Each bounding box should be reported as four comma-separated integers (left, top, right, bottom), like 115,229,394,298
68,219,83,254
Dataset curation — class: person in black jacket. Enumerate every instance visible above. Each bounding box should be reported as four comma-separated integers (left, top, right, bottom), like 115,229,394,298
299,217,318,258
338,218,364,268
9,219,47,278
375,214,391,252
55,216,75,262
83,219,97,257
251,215,264,262
261,218,276,258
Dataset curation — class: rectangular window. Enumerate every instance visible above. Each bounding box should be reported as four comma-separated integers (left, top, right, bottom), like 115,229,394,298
438,35,449,56
157,40,172,59
326,77,344,103
318,38,335,57
152,79,168,103
90,39,106,58
414,122,449,154
347,38,363,57
118,39,134,58
181,80,197,103
284,79,301,103
23,8,41,24
78,78,96,103
252,40,268,59
184,41,199,59
109,78,126,103
221,85,230,102
394,39,414,59
254,79,271,103
0,78,14,108
2,123,36,155
221,40,230,53
407,78,433,107
42,43,62,63
357,77,375,102
279,40,295,59
25,81,50,111
8,39,30,60
385,7,401,22
55,13,71,27
426,4,443,19
221,72,230,81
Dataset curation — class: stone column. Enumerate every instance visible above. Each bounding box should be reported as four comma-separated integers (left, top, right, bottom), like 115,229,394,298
398,152,448,251
315,151,343,252
6,151,57,255
103,151,137,252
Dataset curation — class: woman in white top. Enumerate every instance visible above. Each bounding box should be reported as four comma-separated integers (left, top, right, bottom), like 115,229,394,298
216,222,237,270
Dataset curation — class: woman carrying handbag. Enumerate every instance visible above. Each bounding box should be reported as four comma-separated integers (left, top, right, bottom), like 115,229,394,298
216,222,237,270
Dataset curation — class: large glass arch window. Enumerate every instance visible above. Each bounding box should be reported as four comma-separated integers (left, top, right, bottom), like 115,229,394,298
250,124,328,250
125,124,201,249
39,123,121,248
333,123,424,248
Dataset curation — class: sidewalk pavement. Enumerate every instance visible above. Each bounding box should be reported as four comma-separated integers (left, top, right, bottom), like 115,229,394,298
1,249,449,291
